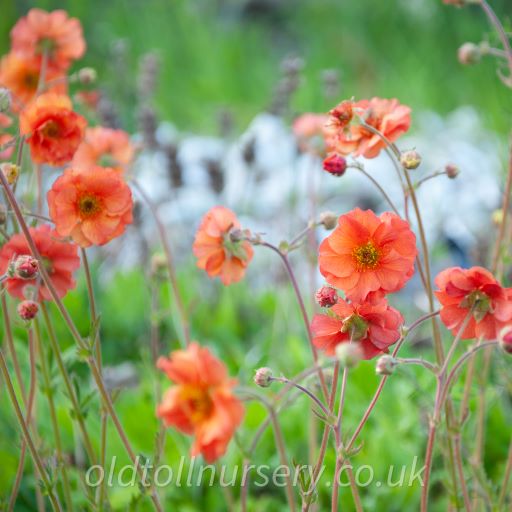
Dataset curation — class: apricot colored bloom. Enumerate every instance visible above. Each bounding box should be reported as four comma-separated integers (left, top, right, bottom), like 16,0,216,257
311,296,403,359
10,9,85,71
0,52,66,111
19,93,86,166
293,113,329,154
0,224,79,301
435,266,512,340
72,127,135,173
319,208,417,302
325,97,411,159
193,206,253,285
47,167,133,247
157,342,244,462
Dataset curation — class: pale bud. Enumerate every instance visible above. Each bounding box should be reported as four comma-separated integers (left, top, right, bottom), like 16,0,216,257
319,211,337,230
445,164,460,179
335,343,363,368
458,43,480,65
254,367,273,388
400,150,422,170
0,88,11,112
78,67,97,85
375,355,398,376
1,163,20,185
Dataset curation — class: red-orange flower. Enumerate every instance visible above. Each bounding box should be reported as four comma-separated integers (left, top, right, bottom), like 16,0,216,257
19,93,86,166
319,208,417,302
311,296,403,359
10,9,86,71
193,206,253,285
435,266,512,340
0,224,80,301
157,342,244,462
47,167,133,247
325,97,411,159
0,52,66,111
72,127,135,173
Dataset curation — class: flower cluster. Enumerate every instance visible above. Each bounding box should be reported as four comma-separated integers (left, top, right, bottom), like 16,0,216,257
311,208,416,359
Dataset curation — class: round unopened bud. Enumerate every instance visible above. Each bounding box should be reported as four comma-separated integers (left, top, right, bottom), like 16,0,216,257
492,209,504,226
375,355,398,376
150,252,167,278
229,228,244,243
17,300,39,321
319,211,337,230
0,88,11,112
254,367,273,388
335,343,363,368
1,163,20,185
458,43,480,65
400,150,422,170
445,163,460,179
78,67,97,85
323,153,347,177
315,286,338,308
10,255,39,280
499,326,512,355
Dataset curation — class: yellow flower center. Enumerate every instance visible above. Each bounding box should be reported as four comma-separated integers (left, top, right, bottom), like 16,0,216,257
40,120,60,139
352,241,380,271
180,386,213,425
78,195,102,218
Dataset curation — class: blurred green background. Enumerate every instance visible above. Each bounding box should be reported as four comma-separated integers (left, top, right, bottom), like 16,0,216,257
1,1,511,511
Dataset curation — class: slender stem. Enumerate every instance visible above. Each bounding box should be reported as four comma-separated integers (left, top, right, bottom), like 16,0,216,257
0,350,63,511
34,321,74,511
261,241,329,401
131,179,191,346
40,303,96,465
499,439,512,508
453,433,472,512
7,443,26,512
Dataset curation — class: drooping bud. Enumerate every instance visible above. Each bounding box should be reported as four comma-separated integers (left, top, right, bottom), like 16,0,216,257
254,367,273,388
498,326,512,355
445,163,460,179
0,88,11,112
400,150,422,170
315,286,338,308
17,300,39,321
9,255,39,280
335,343,363,368
77,67,97,85
375,355,398,376
318,211,338,230
1,163,20,185
323,153,347,177
229,228,245,243
458,43,480,65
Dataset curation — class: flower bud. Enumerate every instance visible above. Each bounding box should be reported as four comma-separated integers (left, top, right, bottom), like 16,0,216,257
229,228,244,243
150,252,167,278
445,163,460,179
254,367,273,388
492,209,504,226
1,163,20,185
335,343,363,368
323,153,347,177
458,43,480,65
375,355,398,376
17,300,39,321
0,88,11,112
78,67,97,85
400,150,422,170
315,286,338,308
9,255,39,280
499,326,512,355
318,211,337,230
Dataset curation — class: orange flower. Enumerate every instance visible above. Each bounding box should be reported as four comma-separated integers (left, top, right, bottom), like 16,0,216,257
193,206,253,285
47,167,133,247
10,9,86,71
157,342,244,462
293,113,329,154
318,208,417,302
72,127,135,173
0,224,80,301
311,296,403,359
0,52,66,111
325,97,411,159
19,93,86,166
435,266,512,340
